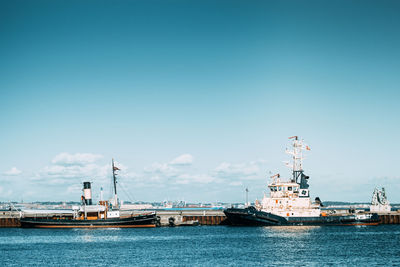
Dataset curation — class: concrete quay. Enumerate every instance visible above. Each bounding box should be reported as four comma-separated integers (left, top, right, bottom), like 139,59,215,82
152,209,228,226
2,209,400,227
380,214,400,224
0,211,21,227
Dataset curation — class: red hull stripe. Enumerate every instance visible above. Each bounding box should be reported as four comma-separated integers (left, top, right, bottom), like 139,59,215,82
33,224,156,228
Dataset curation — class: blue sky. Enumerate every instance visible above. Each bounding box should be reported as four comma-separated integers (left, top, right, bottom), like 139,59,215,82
1,0,400,203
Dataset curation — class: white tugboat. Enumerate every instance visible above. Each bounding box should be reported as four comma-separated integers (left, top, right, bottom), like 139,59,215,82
224,136,380,226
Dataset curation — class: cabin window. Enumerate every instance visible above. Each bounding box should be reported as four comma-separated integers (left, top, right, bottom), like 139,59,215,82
278,186,282,191
288,186,292,191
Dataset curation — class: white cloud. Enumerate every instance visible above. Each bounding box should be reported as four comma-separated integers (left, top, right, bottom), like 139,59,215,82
142,154,196,183
144,162,179,177
67,184,83,194
41,163,100,179
214,160,265,178
52,153,103,166
21,151,270,202
176,174,216,184
33,153,110,186
141,156,267,189
170,154,193,165
4,167,22,176
143,154,224,186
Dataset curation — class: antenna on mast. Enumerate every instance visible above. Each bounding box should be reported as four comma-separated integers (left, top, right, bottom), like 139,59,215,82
270,173,280,184
286,136,310,183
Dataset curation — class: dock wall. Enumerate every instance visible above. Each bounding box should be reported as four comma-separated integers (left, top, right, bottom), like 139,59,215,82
1,210,400,227
0,211,21,227
380,214,400,224
182,215,228,225
0,218,20,227
153,210,227,226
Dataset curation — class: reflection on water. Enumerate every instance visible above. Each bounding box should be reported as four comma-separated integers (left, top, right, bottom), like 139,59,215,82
263,225,320,238
77,228,123,243
81,233,94,243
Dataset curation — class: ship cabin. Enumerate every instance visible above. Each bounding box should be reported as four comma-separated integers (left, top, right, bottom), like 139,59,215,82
76,181,121,220
73,200,120,220
268,182,300,199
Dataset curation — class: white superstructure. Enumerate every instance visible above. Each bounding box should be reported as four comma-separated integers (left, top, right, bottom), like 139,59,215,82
256,136,321,217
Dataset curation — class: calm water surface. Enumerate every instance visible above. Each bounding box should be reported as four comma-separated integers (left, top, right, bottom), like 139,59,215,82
1,225,400,266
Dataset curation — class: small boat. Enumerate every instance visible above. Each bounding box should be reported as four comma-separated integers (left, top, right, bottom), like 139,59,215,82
21,159,158,228
224,137,380,226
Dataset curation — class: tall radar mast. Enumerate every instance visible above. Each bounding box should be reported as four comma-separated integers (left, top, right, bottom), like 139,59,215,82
286,136,310,183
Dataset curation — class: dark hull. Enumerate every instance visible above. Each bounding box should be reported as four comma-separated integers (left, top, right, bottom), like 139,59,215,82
20,213,158,228
224,207,380,226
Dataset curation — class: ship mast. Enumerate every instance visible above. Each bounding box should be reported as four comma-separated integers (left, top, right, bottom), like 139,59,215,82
287,136,308,183
112,158,120,209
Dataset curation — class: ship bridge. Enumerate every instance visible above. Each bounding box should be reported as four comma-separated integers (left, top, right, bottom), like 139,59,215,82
268,182,300,198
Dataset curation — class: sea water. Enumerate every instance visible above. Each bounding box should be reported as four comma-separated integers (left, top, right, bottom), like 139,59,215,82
1,225,399,266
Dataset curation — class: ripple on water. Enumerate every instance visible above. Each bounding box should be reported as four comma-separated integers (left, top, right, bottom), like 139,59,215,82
0,225,399,266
